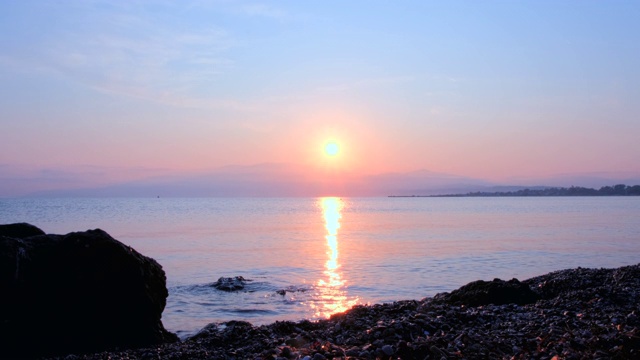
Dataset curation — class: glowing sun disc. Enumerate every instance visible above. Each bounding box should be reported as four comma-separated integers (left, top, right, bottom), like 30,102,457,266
324,142,340,156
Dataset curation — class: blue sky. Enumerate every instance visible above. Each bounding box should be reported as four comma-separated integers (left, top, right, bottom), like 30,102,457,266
1,1,639,195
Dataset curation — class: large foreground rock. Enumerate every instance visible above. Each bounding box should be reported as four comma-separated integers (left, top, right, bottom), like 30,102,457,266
0,223,178,358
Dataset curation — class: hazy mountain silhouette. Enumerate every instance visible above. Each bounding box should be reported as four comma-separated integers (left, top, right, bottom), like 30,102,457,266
6,163,486,197
2,163,639,198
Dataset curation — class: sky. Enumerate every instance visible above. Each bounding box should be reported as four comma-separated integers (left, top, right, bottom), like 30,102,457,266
1,1,640,196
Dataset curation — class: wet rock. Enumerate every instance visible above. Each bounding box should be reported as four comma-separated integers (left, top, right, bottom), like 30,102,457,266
381,344,394,356
442,277,540,306
0,222,46,238
212,276,249,291
276,286,309,296
280,346,292,357
285,334,310,348
0,224,177,358
345,347,361,356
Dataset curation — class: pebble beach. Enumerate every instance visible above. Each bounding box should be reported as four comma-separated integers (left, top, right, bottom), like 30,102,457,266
53,263,640,360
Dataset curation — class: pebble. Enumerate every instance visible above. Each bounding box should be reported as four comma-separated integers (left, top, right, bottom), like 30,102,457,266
280,346,292,357
381,344,394,355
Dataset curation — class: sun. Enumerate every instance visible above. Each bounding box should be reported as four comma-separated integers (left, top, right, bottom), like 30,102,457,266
324,142,340,157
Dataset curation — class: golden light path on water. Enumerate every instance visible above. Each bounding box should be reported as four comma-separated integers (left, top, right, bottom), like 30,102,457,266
311,197,360,318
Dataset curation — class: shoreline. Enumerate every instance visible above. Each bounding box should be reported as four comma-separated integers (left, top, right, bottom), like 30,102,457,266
388,184,640,197
52,263,640,359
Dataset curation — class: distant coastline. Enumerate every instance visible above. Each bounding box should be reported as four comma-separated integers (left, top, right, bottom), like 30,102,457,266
390,184,640,197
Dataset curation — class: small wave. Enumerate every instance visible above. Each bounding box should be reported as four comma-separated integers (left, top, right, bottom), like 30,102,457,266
221,308,278,315
194,301,220,307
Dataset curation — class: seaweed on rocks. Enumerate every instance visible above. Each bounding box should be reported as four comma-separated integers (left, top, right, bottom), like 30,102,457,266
48,263,640,359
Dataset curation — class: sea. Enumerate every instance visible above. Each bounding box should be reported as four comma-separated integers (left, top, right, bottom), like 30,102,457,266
1,196,639,338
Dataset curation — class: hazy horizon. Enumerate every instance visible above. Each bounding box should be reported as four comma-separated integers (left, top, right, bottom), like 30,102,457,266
2,1,639,197
2,161,639,198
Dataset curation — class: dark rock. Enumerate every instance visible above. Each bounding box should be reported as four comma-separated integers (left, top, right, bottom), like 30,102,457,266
345,347,361,356
285,334,311,348
381,344,394,355
212,276,249,291
276,286,309,296
441,278,540,306
280,346,292,357
0,223,178,358
0,222,45,238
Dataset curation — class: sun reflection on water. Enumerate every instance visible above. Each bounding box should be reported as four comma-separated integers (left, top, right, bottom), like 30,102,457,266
311,197,359,318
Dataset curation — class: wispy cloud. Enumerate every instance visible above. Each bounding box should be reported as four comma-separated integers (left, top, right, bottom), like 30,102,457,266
240,3,286,19
5,2,244,109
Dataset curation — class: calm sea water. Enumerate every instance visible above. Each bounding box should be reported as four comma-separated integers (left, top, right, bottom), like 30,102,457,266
1,197,639,338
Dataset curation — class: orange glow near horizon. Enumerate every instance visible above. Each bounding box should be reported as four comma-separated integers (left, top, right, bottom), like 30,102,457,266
290,107,378,174
311,197,360,318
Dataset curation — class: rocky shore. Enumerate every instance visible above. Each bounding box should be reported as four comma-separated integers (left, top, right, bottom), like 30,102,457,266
3,223,638,359
53,264,639,360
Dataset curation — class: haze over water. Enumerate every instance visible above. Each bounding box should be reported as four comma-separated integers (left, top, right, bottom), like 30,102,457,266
2,196,639,338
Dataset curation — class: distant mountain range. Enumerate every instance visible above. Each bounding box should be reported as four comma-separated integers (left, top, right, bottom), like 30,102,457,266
1,163,639,197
